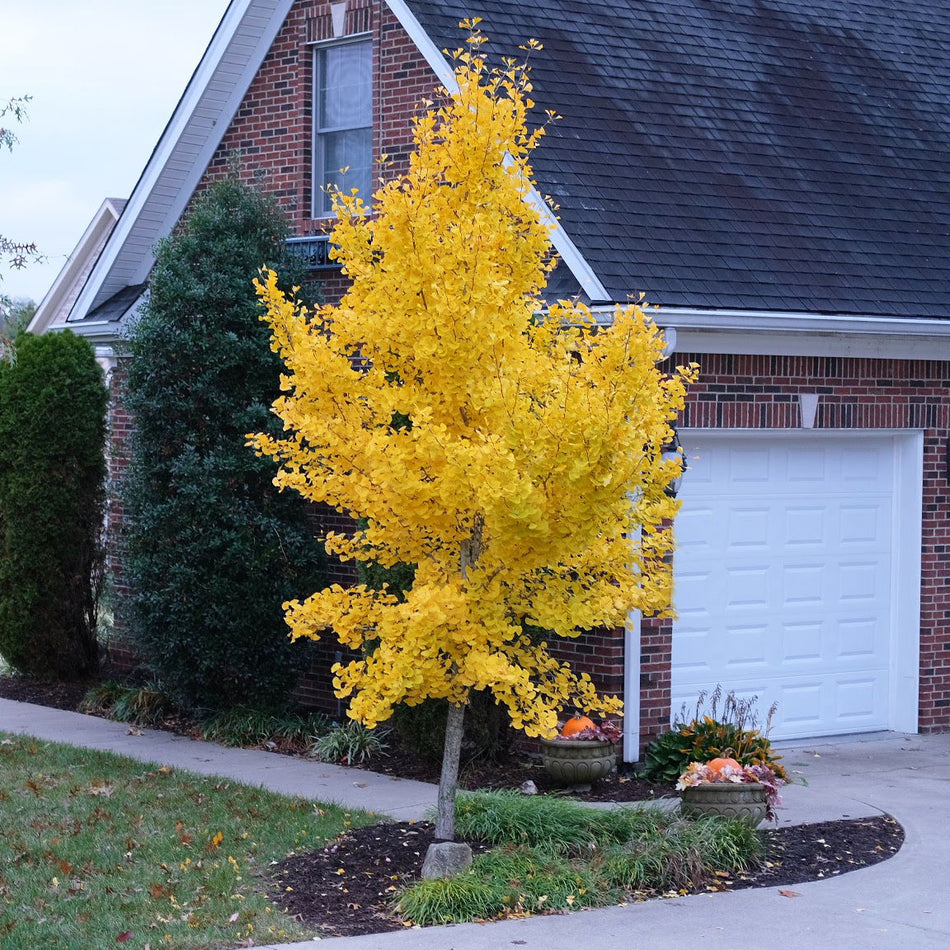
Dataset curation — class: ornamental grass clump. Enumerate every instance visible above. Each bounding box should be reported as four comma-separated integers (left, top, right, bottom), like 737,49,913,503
80,679,176,727
397,846,616,926
454,789,646,852
311,720,390,765
397,790,761,925
200,706,332,752
600,814,760,891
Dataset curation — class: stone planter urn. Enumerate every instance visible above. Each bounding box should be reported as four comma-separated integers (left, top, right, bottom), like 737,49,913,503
539,737,617,787
680,781,767,827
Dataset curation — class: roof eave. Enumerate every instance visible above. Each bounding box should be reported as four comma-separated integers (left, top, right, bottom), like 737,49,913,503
590,304,950,360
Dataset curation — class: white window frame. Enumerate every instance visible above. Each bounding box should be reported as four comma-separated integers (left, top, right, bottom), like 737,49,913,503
312,35,373,218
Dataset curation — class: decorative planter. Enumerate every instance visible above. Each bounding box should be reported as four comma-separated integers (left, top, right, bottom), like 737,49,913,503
540,737,617,786
680,781,767,827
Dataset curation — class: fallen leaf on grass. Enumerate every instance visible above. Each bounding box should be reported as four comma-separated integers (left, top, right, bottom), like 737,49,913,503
116,932,134,943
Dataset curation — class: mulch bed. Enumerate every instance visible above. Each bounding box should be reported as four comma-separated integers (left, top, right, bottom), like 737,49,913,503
0,675,907,938
268,814,904,938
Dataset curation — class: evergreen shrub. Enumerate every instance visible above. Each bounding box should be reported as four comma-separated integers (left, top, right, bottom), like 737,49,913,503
0,330,107,678
122,176,325,713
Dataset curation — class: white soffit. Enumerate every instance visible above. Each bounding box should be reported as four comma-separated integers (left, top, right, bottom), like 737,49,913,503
385,0,611,302
70,0,297,323
29,198,126,335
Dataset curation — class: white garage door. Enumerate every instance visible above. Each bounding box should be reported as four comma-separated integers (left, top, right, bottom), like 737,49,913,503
672,431,918,741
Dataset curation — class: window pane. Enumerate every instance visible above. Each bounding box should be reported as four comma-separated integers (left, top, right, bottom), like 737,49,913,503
320,43,371,129
322,127,373,203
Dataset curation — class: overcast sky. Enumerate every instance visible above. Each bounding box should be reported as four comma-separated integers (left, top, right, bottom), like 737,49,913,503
1,0,230,305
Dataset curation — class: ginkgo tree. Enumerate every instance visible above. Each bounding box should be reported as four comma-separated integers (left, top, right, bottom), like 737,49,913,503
252,27,697,848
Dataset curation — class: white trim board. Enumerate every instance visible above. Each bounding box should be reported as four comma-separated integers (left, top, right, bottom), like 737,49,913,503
623,611,641,762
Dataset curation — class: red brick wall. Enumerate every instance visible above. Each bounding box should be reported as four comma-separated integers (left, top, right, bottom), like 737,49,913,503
639,616,673,749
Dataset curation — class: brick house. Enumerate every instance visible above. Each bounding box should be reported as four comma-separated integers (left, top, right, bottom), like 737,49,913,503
36,0,950,758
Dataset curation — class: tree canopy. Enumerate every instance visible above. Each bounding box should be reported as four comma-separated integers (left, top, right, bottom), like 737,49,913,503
252,29,696,838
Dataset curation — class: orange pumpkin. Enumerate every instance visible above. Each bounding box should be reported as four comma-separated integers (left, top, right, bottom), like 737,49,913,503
561,714,596,737
706,755,742,779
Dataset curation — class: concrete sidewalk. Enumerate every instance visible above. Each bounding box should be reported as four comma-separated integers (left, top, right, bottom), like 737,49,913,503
0,697,437,821
2,698,949,949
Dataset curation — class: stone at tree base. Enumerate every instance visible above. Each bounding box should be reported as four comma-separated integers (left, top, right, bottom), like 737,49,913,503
421,841,473,879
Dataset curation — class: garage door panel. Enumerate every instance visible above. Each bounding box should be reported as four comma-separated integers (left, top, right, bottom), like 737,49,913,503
726,566,771,607
781,563,825,606
673,434,896,740
785,506,826,546
838,560,883,602
841,447,891,489
840,504,887,545
781,621,823,661
729,446,772,484
728,507,771,549
837,617,883,659
722,624,769,669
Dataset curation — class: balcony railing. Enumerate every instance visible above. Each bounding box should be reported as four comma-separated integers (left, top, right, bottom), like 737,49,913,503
285,235,338,271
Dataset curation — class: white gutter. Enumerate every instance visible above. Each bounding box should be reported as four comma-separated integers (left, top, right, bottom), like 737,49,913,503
592,304,950,359
385,0,610,302
621,305,950,337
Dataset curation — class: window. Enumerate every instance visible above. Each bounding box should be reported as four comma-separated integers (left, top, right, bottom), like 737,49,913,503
313,39,372,217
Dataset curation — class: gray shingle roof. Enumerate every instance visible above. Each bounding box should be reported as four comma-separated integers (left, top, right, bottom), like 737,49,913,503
404,0,950,317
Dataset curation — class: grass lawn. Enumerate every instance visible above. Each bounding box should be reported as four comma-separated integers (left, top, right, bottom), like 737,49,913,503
0,731,375,949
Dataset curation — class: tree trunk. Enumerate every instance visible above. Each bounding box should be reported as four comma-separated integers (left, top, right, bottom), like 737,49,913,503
434,701,466,841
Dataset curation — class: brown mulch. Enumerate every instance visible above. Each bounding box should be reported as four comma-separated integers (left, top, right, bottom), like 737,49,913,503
0,675,907,938
364,738,672,802
0,675,95,711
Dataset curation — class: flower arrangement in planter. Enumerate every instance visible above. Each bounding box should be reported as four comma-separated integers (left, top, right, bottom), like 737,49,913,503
676,752,785,825
540,716,622,786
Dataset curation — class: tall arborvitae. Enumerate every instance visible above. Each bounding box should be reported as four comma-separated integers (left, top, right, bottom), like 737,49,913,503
0,330,107,678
